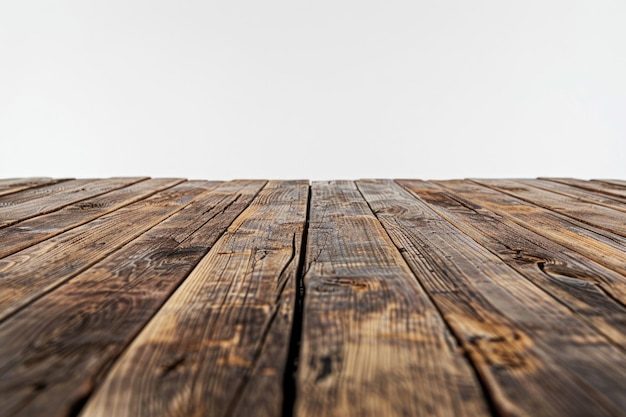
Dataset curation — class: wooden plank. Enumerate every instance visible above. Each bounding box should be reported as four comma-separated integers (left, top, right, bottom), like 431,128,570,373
0,178,186,259
0,178,70,198
0,181,265,417
364,179,626,417
0,181,217,321
435,180,626,278
521,179,626,213
0,179,95,206
473,179,626,238
397,180,626,346
542,178,626,202
595,179,626,188
0,178,52,186
0,178,149,228
295,181,490,417
80,181,308,417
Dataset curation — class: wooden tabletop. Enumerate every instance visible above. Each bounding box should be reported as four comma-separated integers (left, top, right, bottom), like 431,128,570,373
0,177,625,417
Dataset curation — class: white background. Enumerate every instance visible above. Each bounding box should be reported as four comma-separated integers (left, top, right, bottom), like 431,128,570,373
1,1,624,180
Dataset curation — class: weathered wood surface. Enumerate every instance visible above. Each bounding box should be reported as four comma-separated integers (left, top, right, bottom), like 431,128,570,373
391,180,626,416
0,179,93,206
597,179,626,188
0,178,186,259
296,181,489,417
0,181,218,320
396,180,626,346
538,178,626,207
0,178,70,197
436,180,626,279
473,178,626,238
0,177,624,417
81,180,308,417
0,178,149,228
0,181,263,417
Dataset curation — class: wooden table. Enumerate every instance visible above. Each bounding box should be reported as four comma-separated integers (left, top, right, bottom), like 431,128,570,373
0,177,625,417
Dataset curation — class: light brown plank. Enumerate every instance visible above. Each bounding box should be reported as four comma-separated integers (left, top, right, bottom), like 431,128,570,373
543,178,626,202
0,178,149,228
521,179,626,213
473,178,626,238
296,181,490,417
0,178,70,198
397,179,626,346
435,180,626,279
0,181,217,321
367,179,626,417
80,180,308,417
0,181,265,417
0,178,186,259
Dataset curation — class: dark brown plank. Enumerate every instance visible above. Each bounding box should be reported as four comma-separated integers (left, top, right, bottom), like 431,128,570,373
80,181,308,417
366,179,626,417
543,178,626,202
296,181,489,417
473,179,626,238
0,181,217,321
0,178,186,259
0,178,70,198
0,181,265,417
435,180,626,279
397,180,626,346
521,179,626,213
0,178,149,228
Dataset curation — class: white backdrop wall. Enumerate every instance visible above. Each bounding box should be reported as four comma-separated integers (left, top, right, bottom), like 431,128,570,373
1,1,624,180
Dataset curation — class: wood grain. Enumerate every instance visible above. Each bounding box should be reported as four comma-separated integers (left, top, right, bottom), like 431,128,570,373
0,181,217,321
0,181,265,417
397,180,626,346
296,180,489,417
366,179,626,417
80,180,308,417
0,178,69,198
520,179,626,213
473,178,626,238
0,179,94,206
542,178,626,203
0,178,148,228
435,180,626,279
0,178,186,259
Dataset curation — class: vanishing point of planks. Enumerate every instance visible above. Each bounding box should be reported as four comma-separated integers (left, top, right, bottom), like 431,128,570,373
0,177,625,417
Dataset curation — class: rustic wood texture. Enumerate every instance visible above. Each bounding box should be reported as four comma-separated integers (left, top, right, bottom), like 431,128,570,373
596,179,626,188
81,180,308,417
396,180,626,347
0,181,218,321
0,179,94,206
518,179,626,211
370,180,626,417
0,181,264,417
0,177,624,417
0,178,70,197
296,180,490,417
435,180,626,279
473,178,626,238
0,178,186,259
543,178,626,202
0,178,149,228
